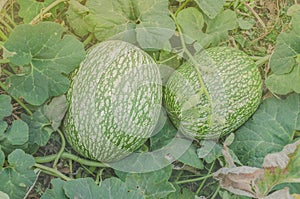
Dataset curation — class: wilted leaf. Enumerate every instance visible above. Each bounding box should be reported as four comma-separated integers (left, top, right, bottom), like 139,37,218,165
4,22,85,105
215,140,300,198
43,95,68,130
214,166,264,198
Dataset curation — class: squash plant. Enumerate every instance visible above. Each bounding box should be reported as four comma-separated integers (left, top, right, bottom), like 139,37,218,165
0,0,300,199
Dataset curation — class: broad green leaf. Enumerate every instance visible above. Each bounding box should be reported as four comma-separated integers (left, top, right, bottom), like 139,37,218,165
230,94,299,167
4,22,85,105
16,0,54,23
0,120,29,154
195,0,226,19
197,140,222,163
178,144,204,169
0,191,9,199
150,118,177,151
41,178,68,199
0,149,36,199
0,121,7,136
125,165,176,198
176,7,210,47
269,12,300,75
273,183,300,194
266,64,300,95
99,177,143,199
287,4,300,16
237,17,255,30
0,149,4,170
111,116,192,173
63,178,102,199
66,0,91,37
43,95,68,130
4,120,28,145
85,0,175,49
0,94,12,119
22,108,53,146
166,184,194,199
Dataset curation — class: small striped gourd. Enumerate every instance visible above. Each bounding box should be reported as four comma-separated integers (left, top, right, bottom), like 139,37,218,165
163,47,262,139
63,40,162,162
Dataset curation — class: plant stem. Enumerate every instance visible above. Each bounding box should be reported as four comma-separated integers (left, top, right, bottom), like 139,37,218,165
169,11,214,130
0,59,9,64
83,33,94,47
255,55,271,66
4,12,16,27
35,152,110,168
175,0,191,16
34,163,71,181
0,81,33,115
210,184,220,199
0,17,13,32
175,173,213,184
244,2,266,28
30,0,68,24
196,161,215,195
0,29,7,41
52,129,66,168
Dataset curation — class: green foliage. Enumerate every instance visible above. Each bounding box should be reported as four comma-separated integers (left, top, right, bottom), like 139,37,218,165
0,120,29,154
83,0,175,49
231,94,299,167
266,10,300,94
0,149,36,199
0,0,299,198
0,94,12,119
177,7,237,48
16,0,54,23
66,0,91,37
194,0,226,19
4,22,85,105
125,165,175,198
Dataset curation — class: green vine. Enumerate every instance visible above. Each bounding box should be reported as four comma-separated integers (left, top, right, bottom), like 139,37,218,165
35,152,110,168
52,129,66,168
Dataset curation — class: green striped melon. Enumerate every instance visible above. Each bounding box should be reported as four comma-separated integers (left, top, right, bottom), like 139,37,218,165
163,47,262,139
63,40,162,162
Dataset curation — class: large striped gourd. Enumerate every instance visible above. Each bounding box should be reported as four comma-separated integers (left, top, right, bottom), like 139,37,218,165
163,47,262,139
63,40,162,162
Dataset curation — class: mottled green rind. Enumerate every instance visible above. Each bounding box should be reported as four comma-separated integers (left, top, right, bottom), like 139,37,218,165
64,40,162,162
163,47,262,139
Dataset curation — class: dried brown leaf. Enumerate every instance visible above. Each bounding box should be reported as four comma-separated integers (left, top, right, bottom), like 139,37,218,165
263,140,300,169
213,166,264,198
